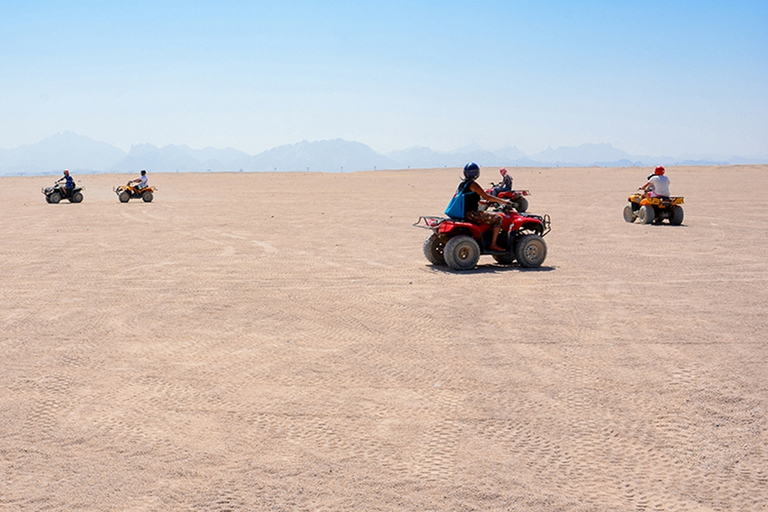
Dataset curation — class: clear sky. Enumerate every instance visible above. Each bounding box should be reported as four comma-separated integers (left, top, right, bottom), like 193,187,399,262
1,0,766,158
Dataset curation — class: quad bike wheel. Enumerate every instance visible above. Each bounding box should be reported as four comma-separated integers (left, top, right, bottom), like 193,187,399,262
515,234,547,268
49,192,61,204
638,205,655,224
444,235,481,271
515,197,529,213
119,191,130,203
423,233,446,265
670,206,684,225
623,204,636,223
70,192,83,203
142,191,154,202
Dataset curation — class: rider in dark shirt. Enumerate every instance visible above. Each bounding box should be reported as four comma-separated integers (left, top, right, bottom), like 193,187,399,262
458,162,511,251
56,169,75,195
492,168,513,196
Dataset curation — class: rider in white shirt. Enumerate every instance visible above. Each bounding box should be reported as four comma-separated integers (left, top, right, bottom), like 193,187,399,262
641,166,670,197
129,170,148,189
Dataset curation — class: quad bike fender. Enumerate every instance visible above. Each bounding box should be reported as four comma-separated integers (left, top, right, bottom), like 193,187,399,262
639,196,684,207
438,220,485,238
509,213,551,236
494,189,530,200
413,216,484,238
515,219,544,234
44,185,82,196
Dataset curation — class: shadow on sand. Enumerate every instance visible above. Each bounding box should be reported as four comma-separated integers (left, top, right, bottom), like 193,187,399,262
427,264,557,275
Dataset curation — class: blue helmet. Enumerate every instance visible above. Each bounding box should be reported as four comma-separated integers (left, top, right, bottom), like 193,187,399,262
463,162,480,180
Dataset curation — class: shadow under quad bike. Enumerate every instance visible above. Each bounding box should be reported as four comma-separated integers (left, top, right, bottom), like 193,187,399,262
624,192,684,225
414,203,551,271
42,183,84,204
114,183,155,203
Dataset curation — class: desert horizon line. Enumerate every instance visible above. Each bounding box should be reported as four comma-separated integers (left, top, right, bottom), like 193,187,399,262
1,131,766,177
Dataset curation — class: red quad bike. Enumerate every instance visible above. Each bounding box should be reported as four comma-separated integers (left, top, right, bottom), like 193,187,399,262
414,204,551,271
481,184,531,212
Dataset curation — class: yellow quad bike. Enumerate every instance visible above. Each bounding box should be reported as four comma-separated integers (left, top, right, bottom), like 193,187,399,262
114,183,155,203
624,192,684,225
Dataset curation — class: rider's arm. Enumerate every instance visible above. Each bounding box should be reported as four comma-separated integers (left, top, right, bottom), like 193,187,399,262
470,182,510,204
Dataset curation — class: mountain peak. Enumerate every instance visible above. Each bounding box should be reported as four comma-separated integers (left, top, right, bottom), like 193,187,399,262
1,134,764,176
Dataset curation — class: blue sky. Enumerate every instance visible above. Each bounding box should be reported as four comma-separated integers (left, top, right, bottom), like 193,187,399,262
1,0,766,157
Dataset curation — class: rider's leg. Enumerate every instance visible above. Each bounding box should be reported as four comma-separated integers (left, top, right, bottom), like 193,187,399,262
466,211,504,251
489,214,504,251
490,225,503,251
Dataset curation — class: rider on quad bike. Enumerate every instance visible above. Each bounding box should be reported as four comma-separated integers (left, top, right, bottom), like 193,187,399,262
641,166,670,198
492,168,513,196
114,170,155,202
450,162,512,251
42,169,84,203
482,167,531,212
56,169,75,193
414,163,551,270
623,166,684,225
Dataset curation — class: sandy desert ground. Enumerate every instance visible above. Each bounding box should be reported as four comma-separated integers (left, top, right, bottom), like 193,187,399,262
1,165,767,511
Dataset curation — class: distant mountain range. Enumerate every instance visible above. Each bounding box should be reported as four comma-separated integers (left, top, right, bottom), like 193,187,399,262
0,131,765,176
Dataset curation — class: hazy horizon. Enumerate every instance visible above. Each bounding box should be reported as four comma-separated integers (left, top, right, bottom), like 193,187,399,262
5,130,766,162
1,1,766,158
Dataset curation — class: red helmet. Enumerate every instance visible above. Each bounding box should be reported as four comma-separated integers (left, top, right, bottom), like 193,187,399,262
654,166,665,175
63,169,70,175
499,168,508,176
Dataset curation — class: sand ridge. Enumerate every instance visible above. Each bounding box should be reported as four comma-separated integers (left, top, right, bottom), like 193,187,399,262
1,166,767,511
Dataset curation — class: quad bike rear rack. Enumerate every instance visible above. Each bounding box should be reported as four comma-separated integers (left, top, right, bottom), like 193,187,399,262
413,216,446,230
414,213,551,237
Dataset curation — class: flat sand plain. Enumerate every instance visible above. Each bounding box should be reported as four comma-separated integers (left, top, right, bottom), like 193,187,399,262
1,165,767,511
